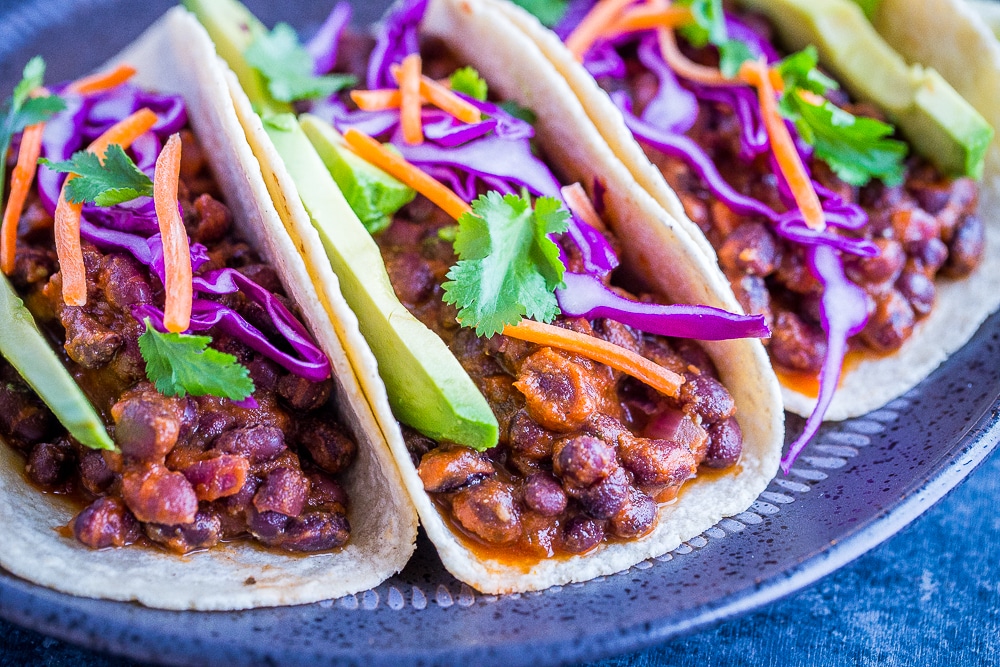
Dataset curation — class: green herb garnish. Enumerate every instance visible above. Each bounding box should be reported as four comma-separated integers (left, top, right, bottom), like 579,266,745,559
39,144,153,206
138,318,255,401
442,192,568,337
245,23,356,102
776,46,907,186
676,0,752,77
509,0,568,27
0,57,65,195
449,67,488,102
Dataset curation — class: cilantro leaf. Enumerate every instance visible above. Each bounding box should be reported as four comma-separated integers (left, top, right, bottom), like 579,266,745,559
245,23,356,103
39,144,152,206
138,319,255,401
499,100,537,125
450,67,488,102
442,192,569,337
718,39,755,78
0,57,65,198
677,0,727,48
786,93,907,186
774,46,838,99
509,0,568,27
775,46,906,186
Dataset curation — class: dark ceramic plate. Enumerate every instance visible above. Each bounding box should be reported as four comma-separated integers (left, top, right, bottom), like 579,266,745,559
1,1,999,664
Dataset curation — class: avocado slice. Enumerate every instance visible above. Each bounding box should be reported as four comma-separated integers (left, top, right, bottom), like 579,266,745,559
300,115,415,235
262,114,499,451
740,0,994,178
0,276,113,450
182,0,292,116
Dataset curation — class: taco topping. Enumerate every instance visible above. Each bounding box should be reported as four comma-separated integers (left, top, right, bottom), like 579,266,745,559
0,62,357,554
553,0,989,466
277,1,767,558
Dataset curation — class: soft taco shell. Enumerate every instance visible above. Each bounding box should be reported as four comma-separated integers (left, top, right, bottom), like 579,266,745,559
486,0,1000,421
0,7,417,611
230,0,783,593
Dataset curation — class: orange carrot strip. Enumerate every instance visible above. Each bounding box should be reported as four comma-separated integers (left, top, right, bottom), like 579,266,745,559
560,183,608,233
503,319,683,397
656,24,732,86
739,60,824,231
351,88,402,110
1,122,45,274
399,54,424,145
54,107,159,306
66,64,137,95
602,6,691,40
153,134,191,333
343,128,472,221
565,0,636,61
417,76,481,124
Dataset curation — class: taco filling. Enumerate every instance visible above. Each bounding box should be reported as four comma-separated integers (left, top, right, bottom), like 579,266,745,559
223,0,771,560
0,63,357,554
548,0,991,465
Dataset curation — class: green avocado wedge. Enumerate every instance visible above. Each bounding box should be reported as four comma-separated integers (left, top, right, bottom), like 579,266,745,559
300,116,415,235
0,276,113,450
181,0,291,117
740,0,994,179
262,114,499,451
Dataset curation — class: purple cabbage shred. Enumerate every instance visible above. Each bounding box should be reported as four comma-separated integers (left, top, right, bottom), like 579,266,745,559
308,2,352,75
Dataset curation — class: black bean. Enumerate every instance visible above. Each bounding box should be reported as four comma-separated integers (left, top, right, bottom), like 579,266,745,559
619,437,697,487
213,426,286,464
182,453,249,501
145,510,222,553
845,237,904,285
121,465,198,525
943,214,985,278
111,391,182,463
78,449,115,494
417,446,495,493
451,478,521,544
553,435,616,488
522,472,568,517
507,409,557,461
279,511,351,552
896,270,936,318
299,419,357,474
769,310,827,373
718,222,778,276
277,375,333,412
569,466,630,520
73,497,141,549
25,441,73,488
678,374,735,424
610,488,657,538
61,309,122,368
561,515,604,554
860,289,915,352
253,467,310,517
704,417,743,469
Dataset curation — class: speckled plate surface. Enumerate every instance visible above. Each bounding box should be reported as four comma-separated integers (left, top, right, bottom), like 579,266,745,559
0,1,999,665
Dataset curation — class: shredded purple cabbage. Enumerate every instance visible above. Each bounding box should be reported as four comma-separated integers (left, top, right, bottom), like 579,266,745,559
42,79,331,384
781,245,869,471
367,0,427,90
308,2,352,75
557,272,769,340
553,0,597,39
636,36,697,135
582,42,627,79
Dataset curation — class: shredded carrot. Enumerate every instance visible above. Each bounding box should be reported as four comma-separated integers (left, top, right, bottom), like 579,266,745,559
389,66,481,125
153,133,191,333
602,6,691,40
54,107,159,306
399,54,424,145
66,64,137,95
343,128,472,221
351,88,402,111
739,60,824,231
565,0,635,61
503,319,684,397
655,23,732,86
560,183,608,233
1,122,45,275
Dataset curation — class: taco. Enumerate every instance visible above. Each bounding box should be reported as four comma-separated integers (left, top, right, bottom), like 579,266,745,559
484,0,1000,460
0,7,417,610
187,0,783,593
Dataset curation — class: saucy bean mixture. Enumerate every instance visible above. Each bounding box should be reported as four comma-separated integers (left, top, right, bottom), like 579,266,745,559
379,198,741,558
0,129,356,554
620,20,984,376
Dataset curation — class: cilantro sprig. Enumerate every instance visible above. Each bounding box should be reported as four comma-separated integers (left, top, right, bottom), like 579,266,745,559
509,0,568,27
775,47,907,186
449,67,488,102
0,57,65,195
39,144,153,206
676,0,753,77
138,319,255,401
245,23,356,103
442,192,569,337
